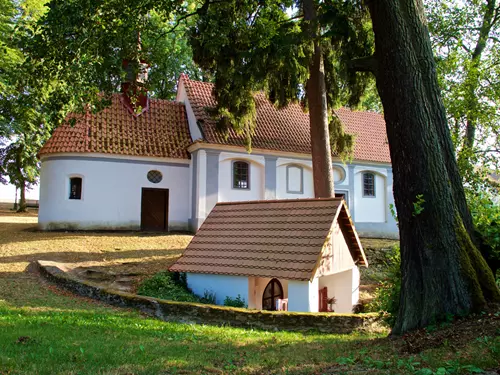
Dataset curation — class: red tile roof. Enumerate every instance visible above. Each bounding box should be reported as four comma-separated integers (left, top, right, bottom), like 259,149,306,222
39,95,192,159
181,75,391,163
169,198,366,281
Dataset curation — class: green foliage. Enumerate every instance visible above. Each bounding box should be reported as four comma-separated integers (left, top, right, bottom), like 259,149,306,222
412,194,426,217
329,114,356,162
467,190,500,268
13,1,202,129
137,272,199,303
426,0,500,179
223,295,247,308
369,245,401,326
200,290,216,304
389,203,398,224
189,0,373,151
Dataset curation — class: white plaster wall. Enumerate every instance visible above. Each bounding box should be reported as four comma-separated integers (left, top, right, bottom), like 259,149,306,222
352,266,360,306
287,280,310,312
197,151,207,219
38,156,190,230
276,159,314,199
318,267,359,313
248,277,289,310
354,170,386,223
287,278,319,312
176,80,203,142
218,153,265,202
187,273,249,305
315,221,356,278
331,222,356,273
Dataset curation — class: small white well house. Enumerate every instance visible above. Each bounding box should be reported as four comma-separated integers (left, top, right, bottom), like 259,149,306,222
170,198,368,313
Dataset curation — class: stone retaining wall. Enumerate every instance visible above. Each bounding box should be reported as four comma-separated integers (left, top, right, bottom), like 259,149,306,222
37,260,382,334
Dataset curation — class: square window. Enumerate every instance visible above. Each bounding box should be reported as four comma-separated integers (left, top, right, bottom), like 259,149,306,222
233,161,249,189
363,173,375,197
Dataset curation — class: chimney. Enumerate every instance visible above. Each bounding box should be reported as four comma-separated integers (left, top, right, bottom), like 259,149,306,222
121,59,149,115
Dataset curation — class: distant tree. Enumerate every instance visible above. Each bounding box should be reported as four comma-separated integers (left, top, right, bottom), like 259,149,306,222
23,0,202,127
0,139,38,212
426,0,500,184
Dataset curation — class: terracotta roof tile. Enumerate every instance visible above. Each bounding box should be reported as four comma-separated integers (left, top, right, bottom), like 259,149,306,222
39,94,192,159
170,198,367,280
181,75,390,163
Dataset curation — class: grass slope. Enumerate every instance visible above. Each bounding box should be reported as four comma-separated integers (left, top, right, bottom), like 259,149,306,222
0,211,499,374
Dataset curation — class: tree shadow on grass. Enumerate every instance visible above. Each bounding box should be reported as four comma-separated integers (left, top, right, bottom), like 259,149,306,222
0,248,185,265
0,222,192,246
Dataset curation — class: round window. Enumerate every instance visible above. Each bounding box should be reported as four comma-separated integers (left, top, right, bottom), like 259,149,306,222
147,170,163,184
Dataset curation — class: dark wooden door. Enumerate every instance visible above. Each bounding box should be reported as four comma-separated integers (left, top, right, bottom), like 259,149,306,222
141,188,168,231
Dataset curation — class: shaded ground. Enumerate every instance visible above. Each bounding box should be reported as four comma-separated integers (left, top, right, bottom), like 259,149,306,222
0,212,192,292
0,208,397,294
0,202,38,217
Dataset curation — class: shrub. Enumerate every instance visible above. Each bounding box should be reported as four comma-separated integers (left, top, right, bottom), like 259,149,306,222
368,245,401,326
468,191,500,276
200,290,217,304
137,272,199,303
223,295,247,308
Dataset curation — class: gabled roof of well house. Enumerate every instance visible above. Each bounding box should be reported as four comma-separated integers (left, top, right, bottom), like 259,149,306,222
169,198,367,281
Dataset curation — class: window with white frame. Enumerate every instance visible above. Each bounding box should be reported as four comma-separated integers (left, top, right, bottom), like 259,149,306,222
233,161,250,189
69,177,82,200
363,173,375,197
287,165,303,194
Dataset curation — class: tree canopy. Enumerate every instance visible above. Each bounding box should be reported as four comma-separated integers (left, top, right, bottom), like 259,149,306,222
427,0,500,184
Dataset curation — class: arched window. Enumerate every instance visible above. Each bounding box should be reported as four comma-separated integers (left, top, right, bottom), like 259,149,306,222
363,172,375,197
233,161,250,189
286,165,303,194
69,177,82,200
262,279,283,311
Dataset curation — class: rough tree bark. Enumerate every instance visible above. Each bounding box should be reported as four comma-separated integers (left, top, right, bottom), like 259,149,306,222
365,0,500,334
303,0,335,198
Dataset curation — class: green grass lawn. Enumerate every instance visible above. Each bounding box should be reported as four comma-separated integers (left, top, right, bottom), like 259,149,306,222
1,275,499,375
0,213,498,375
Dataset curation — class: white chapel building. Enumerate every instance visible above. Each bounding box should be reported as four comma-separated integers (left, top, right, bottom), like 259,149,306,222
38,75,398,239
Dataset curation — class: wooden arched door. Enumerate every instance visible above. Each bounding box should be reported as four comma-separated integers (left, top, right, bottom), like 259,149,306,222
262,279,283,311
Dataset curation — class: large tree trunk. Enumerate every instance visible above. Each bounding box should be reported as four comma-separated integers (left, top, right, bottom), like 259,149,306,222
18,181,27,212
303,0,335,198
366,0,500,334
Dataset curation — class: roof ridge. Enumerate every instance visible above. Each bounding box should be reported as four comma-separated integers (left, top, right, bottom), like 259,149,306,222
215,197,344,206
182,76,391,163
